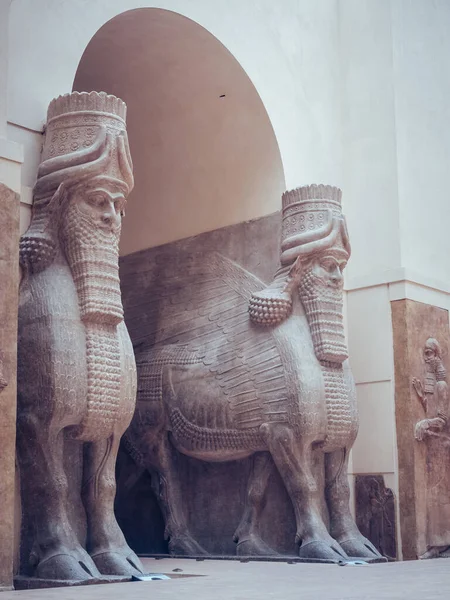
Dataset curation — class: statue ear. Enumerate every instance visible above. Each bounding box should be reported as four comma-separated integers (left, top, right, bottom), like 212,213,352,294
19,203,57,274
248,260,302,326
19,184,68,274
249,288,292,326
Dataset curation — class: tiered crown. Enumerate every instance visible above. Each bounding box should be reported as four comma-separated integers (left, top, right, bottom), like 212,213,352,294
47,91,127,122
41,91,128,164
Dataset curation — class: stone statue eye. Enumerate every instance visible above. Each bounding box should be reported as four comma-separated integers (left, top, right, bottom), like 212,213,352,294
320,259,335,272
88,194,106,207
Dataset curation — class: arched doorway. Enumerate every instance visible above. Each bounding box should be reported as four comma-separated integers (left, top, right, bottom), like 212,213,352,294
72,7,287,555
73,7,285,256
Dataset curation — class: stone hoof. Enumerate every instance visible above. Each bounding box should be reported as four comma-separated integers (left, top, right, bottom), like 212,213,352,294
36,553,100,581
298,540,348,561
338,536,383,559
168,535,209,556
419,545,450,559
437,546,450,558
91,549,144,576
419,547,440,560
235,534,278,557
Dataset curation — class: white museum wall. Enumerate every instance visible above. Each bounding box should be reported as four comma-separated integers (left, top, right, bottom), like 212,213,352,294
391,0,450,286
338,4,399,549
0,0,22,195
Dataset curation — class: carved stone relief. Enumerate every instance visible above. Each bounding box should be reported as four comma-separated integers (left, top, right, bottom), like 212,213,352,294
123,184,383,561
355,475,396,560
392,300,450,559
0,353,7,394
16,92,144,583
412,338,450,559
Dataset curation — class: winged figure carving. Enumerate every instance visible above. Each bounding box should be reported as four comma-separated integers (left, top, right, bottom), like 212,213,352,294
124,184,383,562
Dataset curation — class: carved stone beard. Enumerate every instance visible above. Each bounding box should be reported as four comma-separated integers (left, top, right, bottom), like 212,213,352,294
61,200,124,441
61,201,124,326
425,356,446,390
298,266,348,364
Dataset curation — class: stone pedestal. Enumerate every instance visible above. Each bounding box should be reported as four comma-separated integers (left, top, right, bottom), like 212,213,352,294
0,141,22,590
392,299,450,560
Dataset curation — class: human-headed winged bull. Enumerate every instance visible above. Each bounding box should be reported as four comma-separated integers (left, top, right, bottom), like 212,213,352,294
125,185,382,561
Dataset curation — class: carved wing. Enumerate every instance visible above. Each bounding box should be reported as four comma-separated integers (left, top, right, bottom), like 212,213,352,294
122,252,290,431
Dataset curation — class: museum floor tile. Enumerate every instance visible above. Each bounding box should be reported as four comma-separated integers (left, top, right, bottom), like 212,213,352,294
6,557,450,599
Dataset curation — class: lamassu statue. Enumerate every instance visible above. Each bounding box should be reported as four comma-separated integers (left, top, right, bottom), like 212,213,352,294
17,92,144,581
125,184,382,560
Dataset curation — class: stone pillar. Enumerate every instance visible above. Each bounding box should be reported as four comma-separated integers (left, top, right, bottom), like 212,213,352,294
0,147,22,590
0,0,23,589
392,299,450,560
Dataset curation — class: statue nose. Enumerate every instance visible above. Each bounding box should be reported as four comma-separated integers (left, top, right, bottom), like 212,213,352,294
102,213,113,225
101,203,119,227
330,267,342,283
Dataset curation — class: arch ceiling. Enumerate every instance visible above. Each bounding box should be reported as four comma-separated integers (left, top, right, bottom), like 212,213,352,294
73,8,285,254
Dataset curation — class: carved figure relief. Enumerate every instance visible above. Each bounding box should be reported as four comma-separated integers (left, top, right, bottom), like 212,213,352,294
412,338,450,558
125,184,382,561
355,475,396,560
17,92,144,581
0,354,7,393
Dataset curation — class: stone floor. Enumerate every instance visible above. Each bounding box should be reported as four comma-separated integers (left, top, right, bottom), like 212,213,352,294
5,557,450,599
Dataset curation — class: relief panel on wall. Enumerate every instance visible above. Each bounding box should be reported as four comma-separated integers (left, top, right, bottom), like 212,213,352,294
411,338,450,558
355,475,396,560
392,299,450,560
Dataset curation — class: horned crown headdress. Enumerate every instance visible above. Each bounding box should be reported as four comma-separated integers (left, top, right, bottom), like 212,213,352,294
249,184,351,326
20,91,134,274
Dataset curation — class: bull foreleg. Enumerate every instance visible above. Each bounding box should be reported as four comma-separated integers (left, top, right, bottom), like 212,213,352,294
325,448,382,559
262,423,348,560
82,435,144,575
17,417,100,580
148,435,209,556
233,452,277,556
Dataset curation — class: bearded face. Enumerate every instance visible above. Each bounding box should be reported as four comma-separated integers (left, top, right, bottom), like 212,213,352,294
424,346,439,368
298,248,349,364
60,181,126,326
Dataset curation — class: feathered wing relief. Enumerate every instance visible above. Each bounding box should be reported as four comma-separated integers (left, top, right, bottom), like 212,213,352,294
127,252,291,451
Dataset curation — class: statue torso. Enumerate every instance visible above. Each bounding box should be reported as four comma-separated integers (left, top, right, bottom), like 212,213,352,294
17,254,136,438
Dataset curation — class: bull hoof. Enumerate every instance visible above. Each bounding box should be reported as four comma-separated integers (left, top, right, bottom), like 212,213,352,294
338,536,383,560
168,535,209,556
36,553,100,581
419,546,440,560
91,549,144,576
235,534,278,557
299,540,348,561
